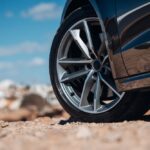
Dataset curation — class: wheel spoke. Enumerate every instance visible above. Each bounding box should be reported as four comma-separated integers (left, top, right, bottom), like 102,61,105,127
100,73,122,98
80,70,95,107
103,65,111,72
101,55,109,66
58,58,92,67
98,42,105,57
70,29,91,59
94,74,102,112
60,70,89,83
83,20,97,58
98,33,106,57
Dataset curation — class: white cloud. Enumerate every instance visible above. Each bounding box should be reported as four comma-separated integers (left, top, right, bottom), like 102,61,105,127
0,42,48,56
29,57,46,66
4,11,14,18
21,3,62,21
0,57,46,71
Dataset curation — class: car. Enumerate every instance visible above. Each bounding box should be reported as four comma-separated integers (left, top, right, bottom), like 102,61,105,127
49,0,150,122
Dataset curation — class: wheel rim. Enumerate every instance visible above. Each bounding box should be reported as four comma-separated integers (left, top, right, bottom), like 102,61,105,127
56,18,125,114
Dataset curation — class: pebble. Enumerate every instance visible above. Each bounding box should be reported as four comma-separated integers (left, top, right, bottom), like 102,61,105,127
76,126,92,139
0,121,9,128
103,131,122,143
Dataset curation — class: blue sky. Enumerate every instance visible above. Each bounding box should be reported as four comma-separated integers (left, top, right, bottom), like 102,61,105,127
0,0,66,84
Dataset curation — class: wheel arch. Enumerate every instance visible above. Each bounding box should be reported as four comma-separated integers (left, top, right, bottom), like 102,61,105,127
61,0,95,23
61,0,118,49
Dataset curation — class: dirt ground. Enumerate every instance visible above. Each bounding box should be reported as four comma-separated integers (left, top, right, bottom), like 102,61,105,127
0,107,149,150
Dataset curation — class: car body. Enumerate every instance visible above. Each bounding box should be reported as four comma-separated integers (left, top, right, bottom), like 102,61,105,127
61,0,150,92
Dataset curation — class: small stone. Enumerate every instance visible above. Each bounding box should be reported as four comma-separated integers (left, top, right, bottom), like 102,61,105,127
0,121,9,128
76,127,92,139
123,120,128,124
103,132,122,143
0,130,9,138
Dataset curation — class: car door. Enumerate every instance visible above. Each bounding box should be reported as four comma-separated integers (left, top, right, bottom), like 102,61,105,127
116,0,150,76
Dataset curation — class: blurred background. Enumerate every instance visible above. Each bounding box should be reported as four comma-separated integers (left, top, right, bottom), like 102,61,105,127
0,0,68,121
0,0,65,84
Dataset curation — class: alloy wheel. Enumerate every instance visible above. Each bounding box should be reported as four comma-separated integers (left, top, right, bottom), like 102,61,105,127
56,18,125,114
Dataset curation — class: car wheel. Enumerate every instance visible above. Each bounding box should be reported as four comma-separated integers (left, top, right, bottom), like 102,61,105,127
50,5,149,122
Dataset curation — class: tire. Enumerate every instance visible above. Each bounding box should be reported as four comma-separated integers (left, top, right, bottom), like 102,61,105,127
49,5,149,122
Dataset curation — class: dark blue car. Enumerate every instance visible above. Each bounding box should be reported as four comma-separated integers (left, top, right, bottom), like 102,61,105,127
50,0,150,122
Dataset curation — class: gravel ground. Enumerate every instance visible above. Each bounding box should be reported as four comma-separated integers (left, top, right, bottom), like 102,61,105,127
0,108,149,150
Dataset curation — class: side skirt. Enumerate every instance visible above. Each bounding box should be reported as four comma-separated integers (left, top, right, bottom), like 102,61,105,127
116,72,150,91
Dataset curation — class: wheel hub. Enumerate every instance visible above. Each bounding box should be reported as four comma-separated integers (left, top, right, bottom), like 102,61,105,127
92,60,101,72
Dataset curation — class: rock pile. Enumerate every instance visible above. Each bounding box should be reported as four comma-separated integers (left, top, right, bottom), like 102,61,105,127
0,80,63,122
